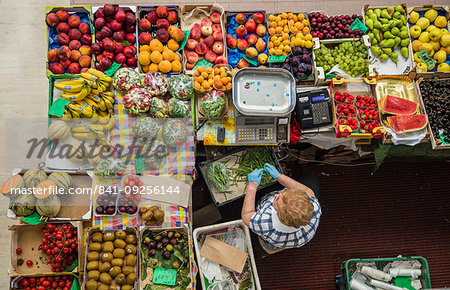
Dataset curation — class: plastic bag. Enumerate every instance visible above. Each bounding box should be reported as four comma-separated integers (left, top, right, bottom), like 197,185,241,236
201,90,226,119
113,68,141,94
123,88,152,116
206,162,230,192
225,226,247,253
143,141,168,170
168,98,189,118
144,72,169,97
169,74,194,100
131,118,160,143
162,119,188,147
149,98,169,118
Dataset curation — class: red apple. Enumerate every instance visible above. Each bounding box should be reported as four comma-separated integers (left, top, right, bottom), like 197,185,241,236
205,50,217,63
125,33,136,44
210,12,221,24
212,42,224,54
235,13,246,25
186,39,198,50
215,55,227,65
201,18,213,27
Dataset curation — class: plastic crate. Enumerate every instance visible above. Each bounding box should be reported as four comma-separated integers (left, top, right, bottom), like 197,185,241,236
341,256,432,290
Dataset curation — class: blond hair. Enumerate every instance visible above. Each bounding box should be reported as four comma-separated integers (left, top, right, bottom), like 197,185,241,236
277,189,314,228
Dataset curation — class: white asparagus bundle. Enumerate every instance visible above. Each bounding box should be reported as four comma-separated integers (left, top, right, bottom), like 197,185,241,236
361,266,393,282
389,268,422,278
350,278,376,290
369,279,407,290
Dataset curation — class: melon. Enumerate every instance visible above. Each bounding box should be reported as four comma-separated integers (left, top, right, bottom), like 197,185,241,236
48,120,70,142
23,168,47,188
387,114,428,133
2,175,24,198
34,180,56,199
380,95,418,115
48,172,72,191
36,194,61,218
9,194,36,217
65,141,87,164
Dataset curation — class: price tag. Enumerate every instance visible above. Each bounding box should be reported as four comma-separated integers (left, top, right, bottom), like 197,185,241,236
134,153,145,174
267,55,288,63
348,18,368,33
68,260,78,272
241,54,258,66
104,62,122,76
49,98,70,117
152,267,177,286
417,49,436,69
178,30,190,51
193,58,213,71
21,212,44,225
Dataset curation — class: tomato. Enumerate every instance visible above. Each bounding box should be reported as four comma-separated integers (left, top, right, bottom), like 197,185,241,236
29,278,36,284
20,279,29,287
51,282,58,288
42,280,50,287
26,260,33,266
65,280,72,286
38,286,46,290
58,281,65,287
64,240,70,247
66,233,72,239
16,248,22,254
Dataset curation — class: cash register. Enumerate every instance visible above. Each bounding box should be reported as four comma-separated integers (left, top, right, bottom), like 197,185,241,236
294,87,333,129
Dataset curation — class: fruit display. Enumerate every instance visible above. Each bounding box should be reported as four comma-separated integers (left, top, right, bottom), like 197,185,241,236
308,12,364,40
268,33,292,56
95,186,119,216
149,97,170,118
138,206,165,226
168,74,194,100
93,4,137,71
140,228,191,288
168,98,190,118
12,274,76,290
314,39,369,78
55,69,115,119
84,228,138,289
193,66,214,92
183,11,227,71
200,90,227,119
112,67,142,94
162,119,189,147
365,5,411,68
419,78,450,146
271,46,313,80
226,11,269,67
387,114,428,133
379,94,418,115
122,88,152,116
38,223,79,272
143,71,169,96
268,12,310,35
138,6,184,73
46,8,93,74
408,7,450,73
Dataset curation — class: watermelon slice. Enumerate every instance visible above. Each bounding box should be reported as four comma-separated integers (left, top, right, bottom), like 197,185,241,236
387,114,428,133
380,95,418,115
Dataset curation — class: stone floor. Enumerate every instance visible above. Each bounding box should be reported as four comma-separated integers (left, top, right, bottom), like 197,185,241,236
0,0,448,287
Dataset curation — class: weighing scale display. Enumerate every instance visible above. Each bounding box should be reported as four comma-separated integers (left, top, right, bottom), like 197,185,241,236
244,118,274,125
312,95,325,101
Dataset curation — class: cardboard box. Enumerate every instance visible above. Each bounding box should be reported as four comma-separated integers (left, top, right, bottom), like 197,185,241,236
9,221,83,276
180,4,227,74
139,224,193,290
46,6,93,77
10,273,80,290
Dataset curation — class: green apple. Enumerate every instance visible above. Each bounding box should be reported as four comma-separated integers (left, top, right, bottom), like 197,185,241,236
409,11,419,24
434,50,447,63
424,9,438,22
409,25,421,38
435,16,447,28
417,61,428,72
437,63,450,72
429,28,442,41
416,17,430,30
418,31,430,43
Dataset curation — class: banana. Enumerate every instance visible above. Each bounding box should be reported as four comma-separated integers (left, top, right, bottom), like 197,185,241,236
86,94,102,103
80,72,98,81
97,82,107,92
55,82,85,93
97,99,107,111
72,124,105,133
100,92,115,103
104,76,112,83
87,68,108,81
73,131,105,140
91,88,102,95
83,97,99,110
91,82,98,89
97,111,110,119
68,103,82,113
103,98,114,110
101,91,114,98
102,117,115,131
67,107,80,118
60,85,90,102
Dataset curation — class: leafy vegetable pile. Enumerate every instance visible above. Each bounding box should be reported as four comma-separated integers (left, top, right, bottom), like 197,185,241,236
200,90,226,119
94,157,127,176
206,162,230,199
168,98,189,119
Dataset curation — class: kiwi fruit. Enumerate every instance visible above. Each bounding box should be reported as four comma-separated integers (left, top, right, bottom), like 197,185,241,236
102,241,114,252
141,210,153,221
98,262,111,273
91,232,103,243
99,272,112,284
122,266,134,276
97,283,109,290
85,280,98,290
124,244,137,255
115,273,126,285
148,205,159,212
86,261,99,271
87,251,100,261
109,266,121,278
124,254,136,267
126,273,137,285
121,286,133,290
125,235,137,245
116,230,127,240
87,270,100,281
125,227,135,235
114,239,126,249
103,232,115,241
113,248,126,259
88,242,102,252
111,258,124,267
101,252,113,263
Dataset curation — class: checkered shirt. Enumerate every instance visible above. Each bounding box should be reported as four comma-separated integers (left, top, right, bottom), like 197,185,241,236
249,191,322,248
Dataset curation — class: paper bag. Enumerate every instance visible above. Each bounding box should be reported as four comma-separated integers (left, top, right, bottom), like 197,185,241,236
200,236,248,273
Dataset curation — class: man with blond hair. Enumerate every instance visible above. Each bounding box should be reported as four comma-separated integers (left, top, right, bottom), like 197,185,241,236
241,163,321,257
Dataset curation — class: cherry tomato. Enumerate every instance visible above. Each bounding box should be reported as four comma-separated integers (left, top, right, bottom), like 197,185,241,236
29,278,36,284
20,279,29,287
59,281,65,287
16,248,22,254
26,260,33,266
51,282,58,288
38,286,46,290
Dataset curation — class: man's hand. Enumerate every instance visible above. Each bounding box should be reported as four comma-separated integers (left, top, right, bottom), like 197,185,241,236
264,163,280,180
248,168,263,184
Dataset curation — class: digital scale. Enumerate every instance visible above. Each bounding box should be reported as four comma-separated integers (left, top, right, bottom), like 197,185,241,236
294,87,332,129
232,68,296,144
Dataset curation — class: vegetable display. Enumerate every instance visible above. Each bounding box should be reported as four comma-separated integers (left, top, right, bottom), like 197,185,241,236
162,119,188,147
168,98,189,118
149,97,169,118
200,90,226,119
143,72,169,97
122,88,152,116
113,68,141,94
131,118,160,143
168,74,194,100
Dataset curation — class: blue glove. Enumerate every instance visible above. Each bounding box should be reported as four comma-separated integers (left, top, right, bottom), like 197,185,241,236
248,169,263,184
264,163,280,180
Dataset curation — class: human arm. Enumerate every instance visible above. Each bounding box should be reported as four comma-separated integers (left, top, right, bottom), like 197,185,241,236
241,169,262,227
264,163,315,197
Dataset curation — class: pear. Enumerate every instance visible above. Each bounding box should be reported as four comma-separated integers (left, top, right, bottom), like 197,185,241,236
395,19,403,28
383,39,395,48
382,48,392,55
379,39,386,47
388,20,396,29
400,38,410,47
366,9,374,16
391,27,400,36
374,21,383,29
384,31,395,39
371,46,382,56
381,9,392,19
395,4,404,13
373,29,381,42
393,11,401,19
400,26,408,32
401,46,409,59
400,15,407,26
366,19,374,30
369,13,378,23
393,37,401,49
391,52,398,64
387,6,395,16
380,53,389,62
374,8,381,18
399,30,409,39
380,18,389,24
371,38,378,45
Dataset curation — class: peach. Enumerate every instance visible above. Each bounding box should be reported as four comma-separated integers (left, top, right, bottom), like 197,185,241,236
139,19,151,31
126,33,136,44
236,25,247,38
60,59,71,69
123,45,136,58
70,50,81,62
125,12,135,25
210,12,221,24
48,49,60,62
195,42,208,55
69,40,81,50
215,55,227,65
235,13,246,25
110,20,122,31
167,11,178,24
115,10,126,23
203,35,214,47
212,42,224,54
103,4,115,16
246,34,257,45
80,34,92,45
147,11,158,24
172,28,184,42
156,6,169,18
253,12,264,24
190,28,202,40
103,39,116,52
95,18,106,30
158,60,172,73
156,28,169,43
256,24,266,37
69,28,81,40
113,30,125,42
237,39,249,51
127,57,137,68
101,26,113,38
100,57,112,69
57,22,70,34
157,19,169,30
79,55,91,68
150,39,164,52
56,10,69,22
79,22,90,34
139,32,152,45
79,45,92,56
57,46,71,61
68,15,81,28
168,26,177,37
205,50,217,63
115,53,127,64
167,39,180,51
114,42,124,54
49,62,65,74
186,39,198,50
46,13,60,26
57,33,70,46
226,34,237,49
245,18,256,33
186,51,199,64
186,62,195,70
68,62,82,74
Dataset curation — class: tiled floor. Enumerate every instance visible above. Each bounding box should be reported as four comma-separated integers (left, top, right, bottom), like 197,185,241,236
0,0,448,287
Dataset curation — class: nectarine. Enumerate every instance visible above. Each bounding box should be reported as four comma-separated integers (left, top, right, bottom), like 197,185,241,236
79,22,90,34
57,22,70,34
79,55,91,68
49,62,65,74
69,40,81,51
79,45,92,56
46,13,59,26
56,10,69,22
48,49,60,62
70,50,81,62
68,62,82,74
58,46,71,60
68,15,81,28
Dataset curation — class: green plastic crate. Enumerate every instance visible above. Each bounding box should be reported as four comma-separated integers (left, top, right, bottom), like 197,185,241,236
341,256,431,290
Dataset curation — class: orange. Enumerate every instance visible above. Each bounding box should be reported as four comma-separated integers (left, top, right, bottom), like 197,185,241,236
149,63,159,72
197,66,204,74
302,27,310,34
275,27,283,34
149,39,163,52
162,50,175,61
138,51,151,66
140,45,151,52
158,60,172,73
150,51,163,64
220,72,227,78
208,78,213,86
171,60,182,72
295,22,304,30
